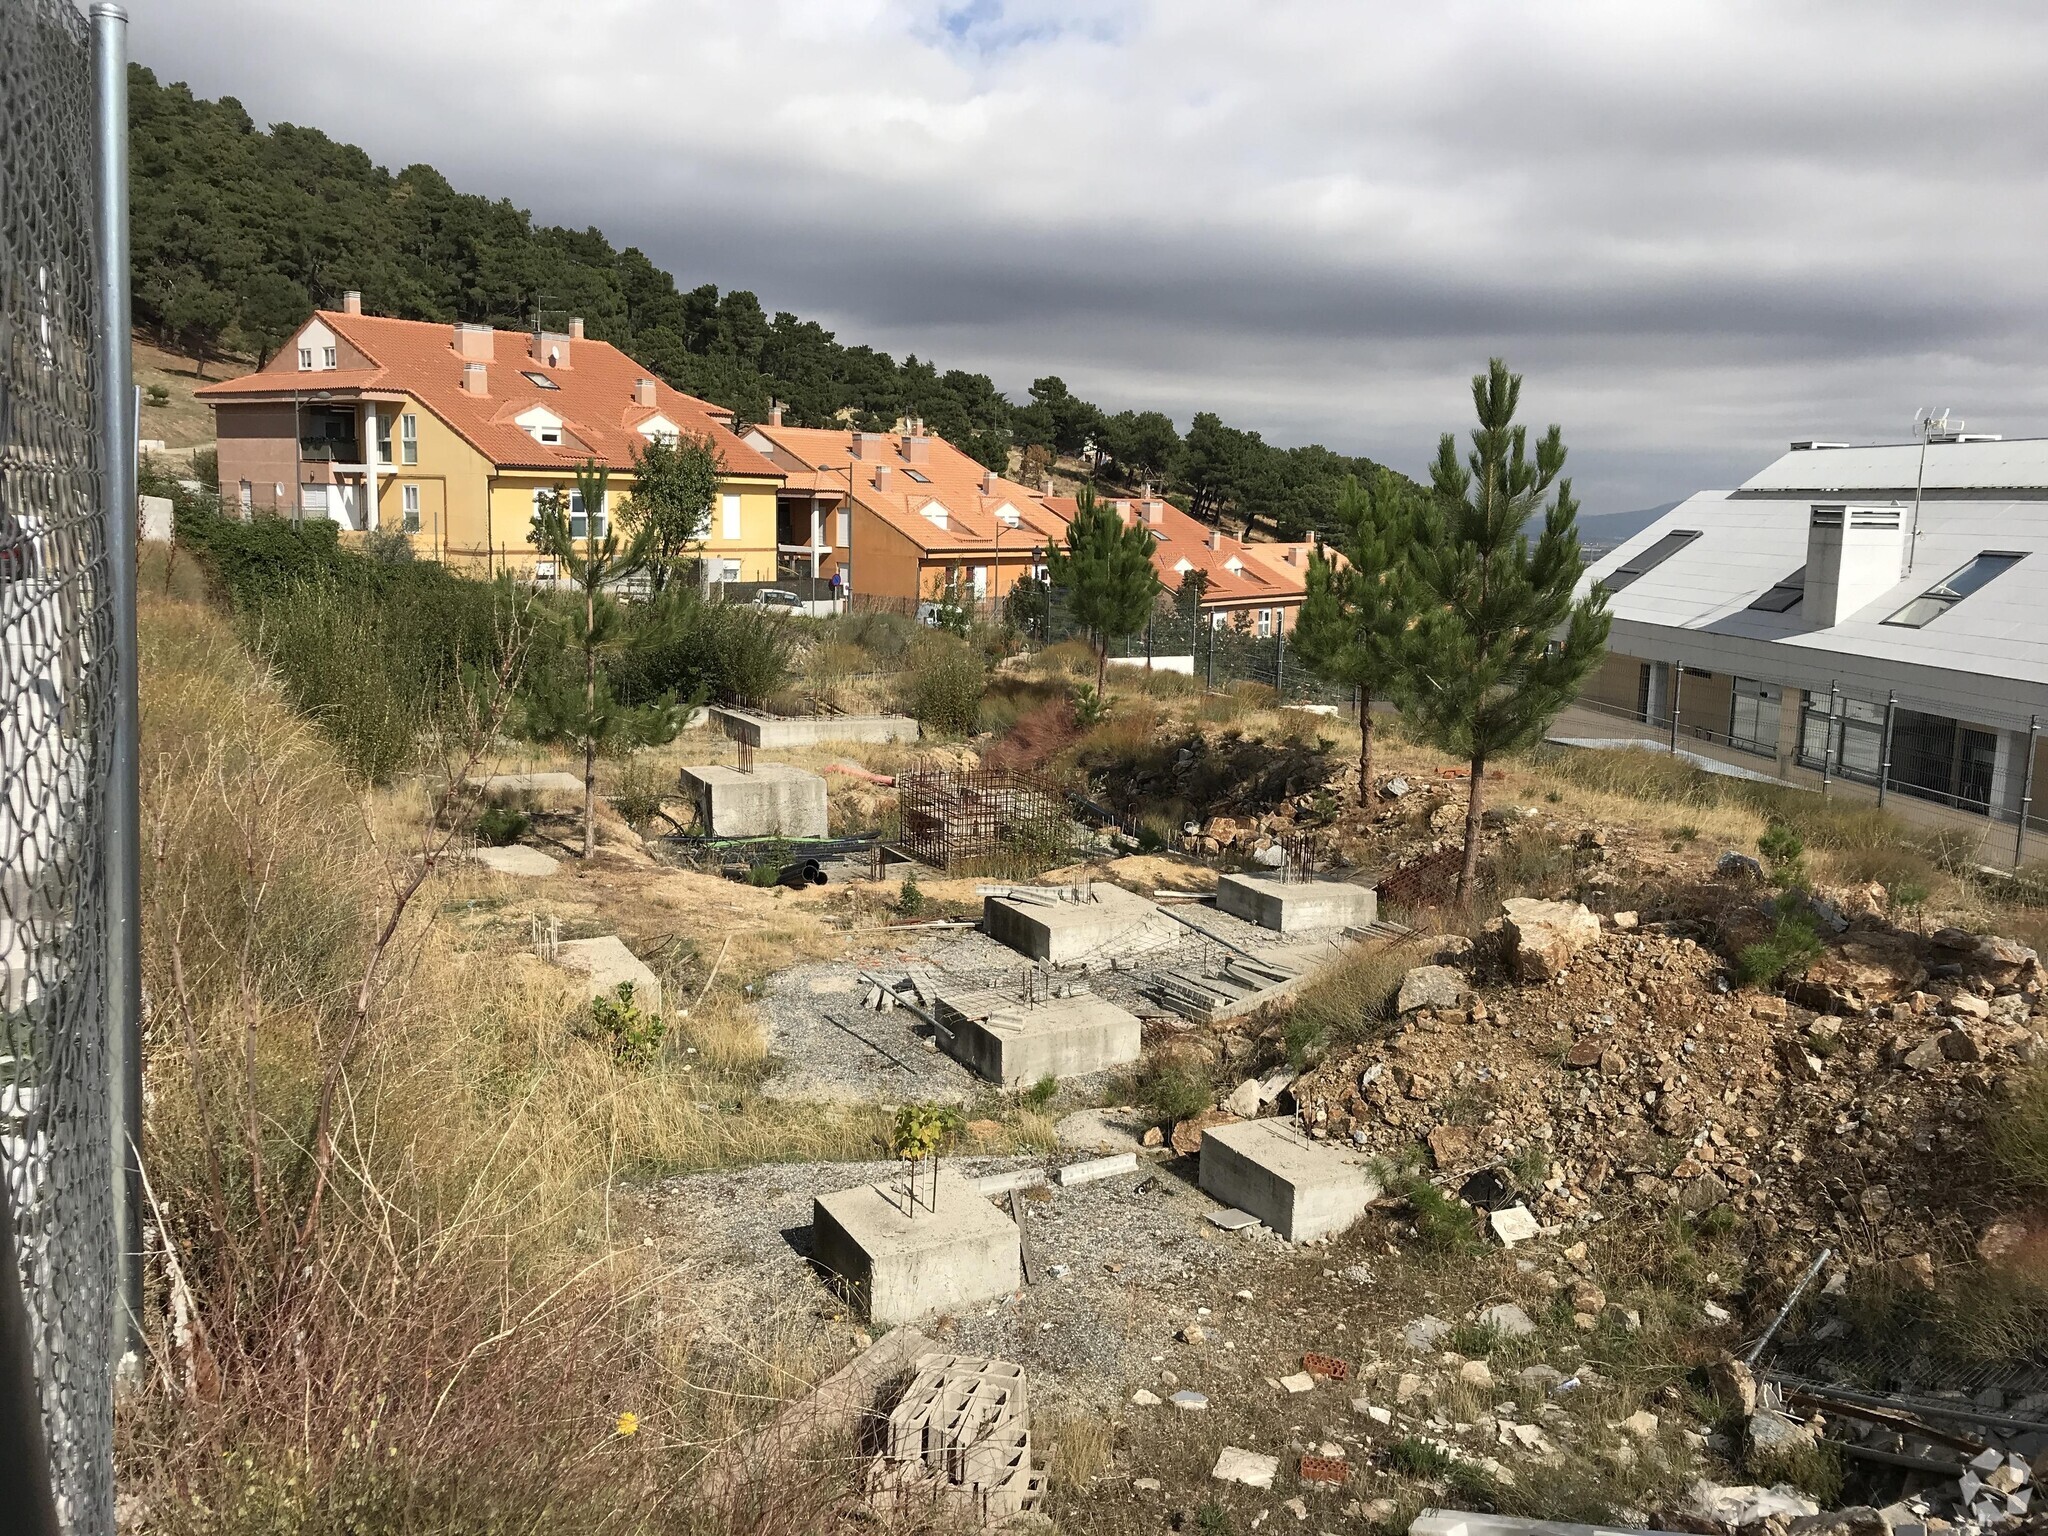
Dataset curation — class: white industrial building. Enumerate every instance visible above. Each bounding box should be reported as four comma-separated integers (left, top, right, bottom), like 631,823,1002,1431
1574,434,2048,841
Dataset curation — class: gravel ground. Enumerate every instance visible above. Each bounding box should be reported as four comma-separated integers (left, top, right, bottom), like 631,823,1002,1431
639,1151,1290,1408
756,903,1343,1104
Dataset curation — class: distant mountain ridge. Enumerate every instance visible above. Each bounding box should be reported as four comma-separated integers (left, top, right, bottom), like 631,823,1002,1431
1578,501,1681,554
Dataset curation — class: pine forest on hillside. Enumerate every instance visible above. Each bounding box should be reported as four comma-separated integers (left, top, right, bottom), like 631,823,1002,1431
128,65,1404,536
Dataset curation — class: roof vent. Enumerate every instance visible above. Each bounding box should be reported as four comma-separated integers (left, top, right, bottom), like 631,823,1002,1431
1789,440,1848,451
874,464,893,491
633,378,656,408
1805,502,1903,627
461,361,489,397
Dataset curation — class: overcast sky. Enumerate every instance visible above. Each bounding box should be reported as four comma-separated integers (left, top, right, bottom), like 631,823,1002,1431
131,0,2048,516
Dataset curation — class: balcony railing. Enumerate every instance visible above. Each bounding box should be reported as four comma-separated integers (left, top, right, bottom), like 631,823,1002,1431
299,437,360,463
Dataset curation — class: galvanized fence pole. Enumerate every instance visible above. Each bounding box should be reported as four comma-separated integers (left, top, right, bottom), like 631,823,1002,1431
93,0,144,1363
1877,691,1895,807
2017,716,2039,870
1821,682,1839,796
1669,660,1683,753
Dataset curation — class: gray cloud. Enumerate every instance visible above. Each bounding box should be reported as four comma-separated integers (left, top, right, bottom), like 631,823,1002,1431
129,0,2048,514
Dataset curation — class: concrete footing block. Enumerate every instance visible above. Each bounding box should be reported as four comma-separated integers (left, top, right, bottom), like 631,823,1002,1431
713,707,920,748
553,935,663,1013
936,988,1144,1085
1197,1118,1380,1242
677,762,828,838
813,1170,1022,1325
1215,872,1376,934
982,882,1158,963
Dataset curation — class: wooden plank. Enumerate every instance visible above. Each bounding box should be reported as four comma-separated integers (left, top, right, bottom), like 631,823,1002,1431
1010,1188,1043,1286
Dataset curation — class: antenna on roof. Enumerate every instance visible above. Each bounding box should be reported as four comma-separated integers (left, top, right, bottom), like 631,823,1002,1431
1903,407,1957,579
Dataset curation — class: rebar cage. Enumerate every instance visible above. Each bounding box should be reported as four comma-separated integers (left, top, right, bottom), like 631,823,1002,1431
895,762,1098,876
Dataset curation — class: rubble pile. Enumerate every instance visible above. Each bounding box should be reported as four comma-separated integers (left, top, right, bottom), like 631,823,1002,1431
1291,884,2046,1264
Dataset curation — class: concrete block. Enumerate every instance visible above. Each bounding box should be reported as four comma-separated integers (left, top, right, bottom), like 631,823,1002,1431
813,1170,1022,1325
1198,1118,1381,1242
1215,872,1376,934
713,706,919,748
553,935,663,1014
1054,1153,1139,1187
982,882,1158,964
677,762,828,838
936,988,1143,1086
462,844,560,878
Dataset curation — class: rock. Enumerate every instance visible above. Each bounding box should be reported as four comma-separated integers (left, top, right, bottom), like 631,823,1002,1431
1977,1220,2027,1262
1427,1124,1479,1171
1222,1078,1263,1118
1131,1388,1163,1406
1752,995,1788,1021
1179,1324,1208,1344
1718,851,1768,882
1501,897,1601,983
1709,1355,1759,1414
1142,1126,1164,1148
1134,1477,1162,1493
1253,844,1287,869
1211,1446,1279,1489
1688,1480,1821,1526
1570,1281,1606,1314
1382,777,1411,799
1430,802,1466,835
1940,1029,1982,1062
1612,910,1640,931
1354,1399,1394,1424
1403,1316,1453,1352
1460,1359,1495,1390
1395,1372,1423,1403
461,843,561,878
1479,1303,1537,1340
1886,1252,1936,1290
1901,1036,1947,1071
1170,1110,1237,1157
1278,1372,1316,1393
1946,993,1992,1022
1171,1390,1209,1411
1519,1365,1565,1393
1397,965,1471,1014
1489,1205,1541,1246
1749,1409,1816,1455
1618,1409,1660,1440
1565,1038,1605,1069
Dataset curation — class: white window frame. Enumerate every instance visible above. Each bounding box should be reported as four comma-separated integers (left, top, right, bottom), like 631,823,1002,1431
721,558,742,582
238,479,252,508
400,413,418,466
537,425,562,446
297,346,313,370
721,492,741,541
402,483,421,534
1257,608,1273,637
836,508,850,547
322,345,337,369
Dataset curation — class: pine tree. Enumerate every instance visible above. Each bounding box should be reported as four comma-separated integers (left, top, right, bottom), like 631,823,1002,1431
1405,360,1611,900
1291,470,1423,805
1045,486,1160,695
526,461,684,857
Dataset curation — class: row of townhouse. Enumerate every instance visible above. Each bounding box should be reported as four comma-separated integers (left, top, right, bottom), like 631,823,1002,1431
197,301,1319,626
1576,433,2048,831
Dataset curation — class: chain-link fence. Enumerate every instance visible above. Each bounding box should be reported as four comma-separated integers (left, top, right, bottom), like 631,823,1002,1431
1016,592,1352,705
1,0,123,1530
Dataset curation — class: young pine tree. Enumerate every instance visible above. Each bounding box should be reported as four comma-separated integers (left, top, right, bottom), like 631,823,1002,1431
1045,486,1160,695
1290,470,1423,806
526,461,685,857
1405,360,1611,900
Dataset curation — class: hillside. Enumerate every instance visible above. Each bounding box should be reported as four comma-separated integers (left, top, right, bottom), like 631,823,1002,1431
128,66,1402,538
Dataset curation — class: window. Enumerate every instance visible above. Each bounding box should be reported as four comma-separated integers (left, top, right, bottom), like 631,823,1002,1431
535,424,562,446
400,413,418,466
238,479,252,509
1882,552,2025,628
902,468,930,483
376,418,393,465
1257,608,1272,637
521,370,560,390
972,565,988,599
721,492,741,541
836,508,850,547
297,347,312,370
721,558,742,582
1602,529,1701,591
402,484,421,534
300,484,328,515
1748,566,1806,613
1727,679,1781,757
322,346,336,369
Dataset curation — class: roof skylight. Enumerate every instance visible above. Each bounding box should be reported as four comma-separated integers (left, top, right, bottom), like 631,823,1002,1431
1881,552,2024,628
521,370,560,390
1747,565,1806,613
1602,529,1701,591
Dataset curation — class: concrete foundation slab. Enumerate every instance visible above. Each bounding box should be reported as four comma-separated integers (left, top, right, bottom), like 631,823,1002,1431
813,1169,1022,1324
678,762,829,838
462,844,560,878
553,935,664,1014
1215,872,1376,934
982,882,1158,964
1198,1118,1381,1242
713,707,920,748
935,988,1143,1086
471,771,584,806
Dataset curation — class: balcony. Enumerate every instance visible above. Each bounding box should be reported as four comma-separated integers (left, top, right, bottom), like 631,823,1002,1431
299,436,360,463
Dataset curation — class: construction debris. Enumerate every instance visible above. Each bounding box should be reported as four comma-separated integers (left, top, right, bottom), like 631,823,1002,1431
866,1353,1046,1526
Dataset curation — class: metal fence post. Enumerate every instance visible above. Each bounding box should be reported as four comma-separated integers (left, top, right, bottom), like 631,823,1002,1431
1877,691,1896,808
1669,660,1683,753
94,0,143,1364
2016,716,2038,870
1205,616,1215,691
1821,681,1838,796
1274,621,1285,695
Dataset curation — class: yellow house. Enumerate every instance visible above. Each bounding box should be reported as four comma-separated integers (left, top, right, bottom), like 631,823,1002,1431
198,293,783,581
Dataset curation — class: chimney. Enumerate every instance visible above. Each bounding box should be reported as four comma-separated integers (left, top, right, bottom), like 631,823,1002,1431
453,323,494,361
874,464,893,491
1207,529,1223,551
342,289,363,316
568,317,585,340
850,430,883,459
980,468,997,494
461,361,489,397
768,401,784,428
531,330,571,369
903,420,932,464
1804,503,1904,627
633,378,656,408
1144,499,1163,525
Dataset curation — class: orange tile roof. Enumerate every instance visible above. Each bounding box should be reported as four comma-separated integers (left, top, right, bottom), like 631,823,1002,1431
198,312,783,480
1038,493,1312,607
750,423,1070,550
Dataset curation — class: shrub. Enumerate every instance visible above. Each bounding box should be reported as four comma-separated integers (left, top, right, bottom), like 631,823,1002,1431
581,982,667,1069
1992,1067,2048,1193
609,590,794,708
1737,897,1825,986
1022,1074,1058,1110
891,1103,963,1159
1758,822,1805,883
362,528,415,564
144,382,171,406
1071,683,1108,726
898,872,924,916
899,633,987,735
1135,1057,1215,1124
189,445,218,490
1392,1170,1484,1253
475,805,529,847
